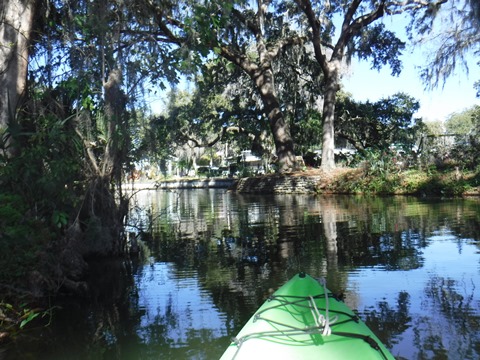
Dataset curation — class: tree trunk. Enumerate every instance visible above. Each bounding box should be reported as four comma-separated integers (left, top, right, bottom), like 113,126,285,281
0,0,35,156
321,199,338,271
297,0,399,172
75,67,128,257
253,67,297,173
320,66,340,171
102,67,125,180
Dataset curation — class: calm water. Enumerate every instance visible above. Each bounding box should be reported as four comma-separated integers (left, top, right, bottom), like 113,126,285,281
3,190,480,360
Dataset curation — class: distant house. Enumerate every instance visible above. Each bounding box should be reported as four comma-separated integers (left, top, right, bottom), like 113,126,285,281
303,147,357,167
224,150,266,176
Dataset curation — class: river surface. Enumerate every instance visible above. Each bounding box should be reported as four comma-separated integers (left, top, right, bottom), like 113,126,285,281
3,190,480,360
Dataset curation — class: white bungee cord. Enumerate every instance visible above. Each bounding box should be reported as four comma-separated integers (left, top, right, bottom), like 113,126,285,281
309,278,338,336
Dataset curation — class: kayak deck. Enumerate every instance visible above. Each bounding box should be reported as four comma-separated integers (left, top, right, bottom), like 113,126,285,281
220,273,395,360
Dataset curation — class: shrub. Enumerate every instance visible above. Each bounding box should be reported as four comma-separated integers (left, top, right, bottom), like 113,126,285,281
0,194,51,286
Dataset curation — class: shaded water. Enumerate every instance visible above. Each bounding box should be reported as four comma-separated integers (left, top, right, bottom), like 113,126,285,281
3,190,480,359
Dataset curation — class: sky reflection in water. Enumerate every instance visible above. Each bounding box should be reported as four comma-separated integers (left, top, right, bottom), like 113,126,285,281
128,191,480,360
135,262,227,346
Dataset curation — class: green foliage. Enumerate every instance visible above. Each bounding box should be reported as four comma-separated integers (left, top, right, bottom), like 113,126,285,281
414,171,475,197
52,210,69,229
0,88,86,288
353,24,405,76
359,149,400,178
445,108,475,135
351,149,403,193
336,92,423,155
292,110,323,155
273,43,324,150
447,106,480,170
0,301,53,335
328,167,478,196
140,62,271,170
0,194,51,284
2,114,83,214
418,106,479,171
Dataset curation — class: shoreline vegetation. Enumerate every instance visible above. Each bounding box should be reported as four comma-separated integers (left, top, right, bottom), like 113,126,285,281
311,167,480,197
128,166,480,197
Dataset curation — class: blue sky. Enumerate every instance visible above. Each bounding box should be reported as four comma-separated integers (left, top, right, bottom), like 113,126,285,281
342,11,480,123
342,53,479,123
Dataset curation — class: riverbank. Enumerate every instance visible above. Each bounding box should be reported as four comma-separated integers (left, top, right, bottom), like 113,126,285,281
312,167,480,197
244,168,480,196
123,178,236,191
132,167,480,196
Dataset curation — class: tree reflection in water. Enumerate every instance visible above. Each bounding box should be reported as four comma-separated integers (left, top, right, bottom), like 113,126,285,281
363,291,411,348
3,191,480,360
132,192,480,360
413,275,480,360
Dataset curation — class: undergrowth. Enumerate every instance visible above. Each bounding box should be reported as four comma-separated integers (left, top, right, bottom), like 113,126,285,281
327,167,479,196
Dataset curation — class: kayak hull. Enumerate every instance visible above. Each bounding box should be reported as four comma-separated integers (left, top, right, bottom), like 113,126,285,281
220,273,395,360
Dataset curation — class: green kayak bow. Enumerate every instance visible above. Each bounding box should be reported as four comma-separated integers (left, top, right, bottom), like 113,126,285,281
220,272,395,360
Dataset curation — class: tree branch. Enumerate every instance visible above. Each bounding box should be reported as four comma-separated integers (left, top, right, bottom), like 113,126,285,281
180,130,223,148
231,9,260,36
144,0,186,45
218,45,259,76
268,35,305,59
294,0,329,73
335,1,386,57
74,125,100,174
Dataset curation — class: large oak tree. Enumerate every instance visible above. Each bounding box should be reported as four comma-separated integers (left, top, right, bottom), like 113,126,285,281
294,0,447,170
139,0,306,172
